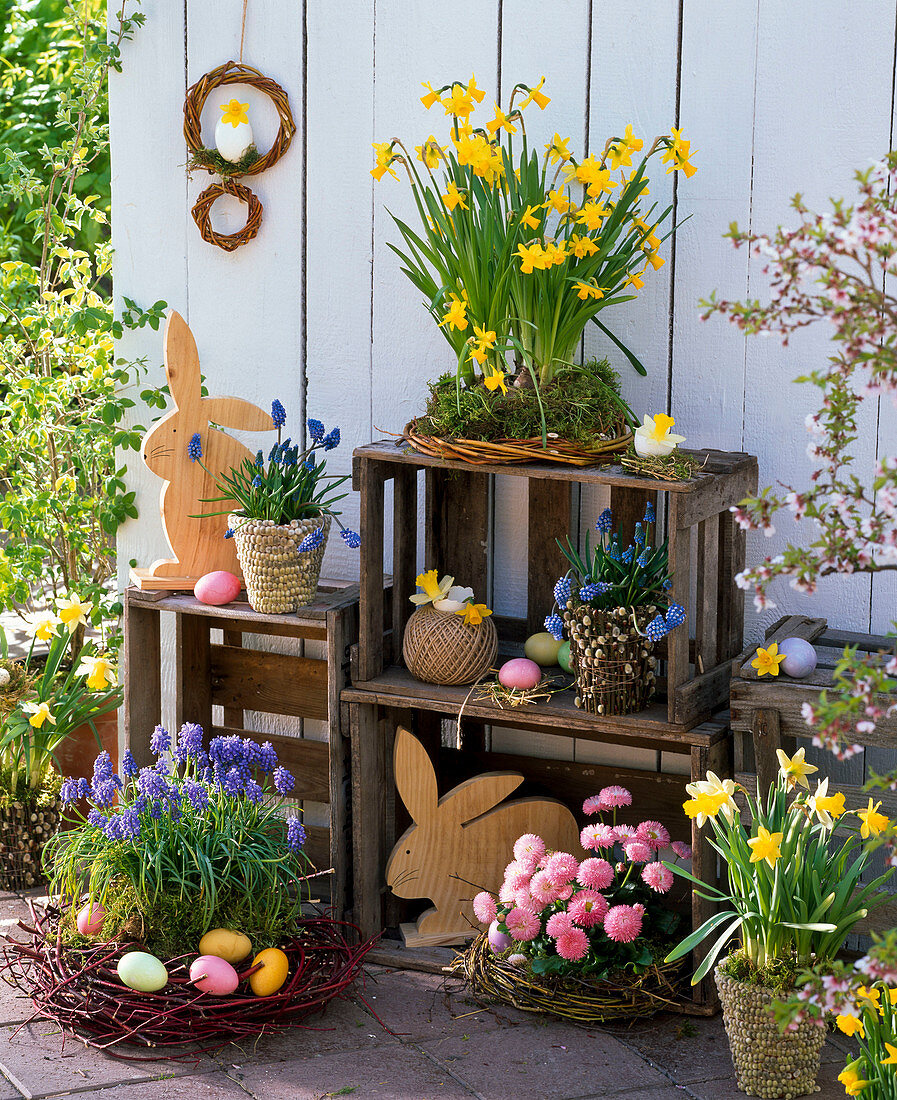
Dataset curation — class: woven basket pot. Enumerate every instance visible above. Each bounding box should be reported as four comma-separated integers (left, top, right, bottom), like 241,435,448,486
563,604,658,716
0,794,61,891
715,966,826,1099
402,605,498,685
230,513,330,614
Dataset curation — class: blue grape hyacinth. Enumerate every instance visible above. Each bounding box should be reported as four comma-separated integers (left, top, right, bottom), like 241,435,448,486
187,432,202,461
341,528,361,548
595,508,613,533
298,526,325,553
579,582,611,601
307,418,325,442
644,502,655,524
665,603,686,629
544,613,565,641
553,576,572,606
645,615,670,643
322,427,341,451
271,399,286,428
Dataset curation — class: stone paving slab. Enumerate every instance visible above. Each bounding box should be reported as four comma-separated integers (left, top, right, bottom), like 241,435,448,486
43,1072,251,1099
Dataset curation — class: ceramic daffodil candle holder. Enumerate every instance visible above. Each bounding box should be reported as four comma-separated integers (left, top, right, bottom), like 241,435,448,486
634,413,685,458
215,98,254,163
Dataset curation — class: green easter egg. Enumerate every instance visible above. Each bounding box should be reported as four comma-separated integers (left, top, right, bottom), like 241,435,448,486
524,632,561,666
558,641,572,673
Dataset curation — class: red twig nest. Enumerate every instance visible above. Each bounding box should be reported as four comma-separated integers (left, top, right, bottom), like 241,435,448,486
2,899,377,1062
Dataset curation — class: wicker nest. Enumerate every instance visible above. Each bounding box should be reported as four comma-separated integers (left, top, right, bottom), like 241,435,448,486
191,178,263,252
452,932,683,1024
402,420,633,467
402,605,498,685
2,900,376,1061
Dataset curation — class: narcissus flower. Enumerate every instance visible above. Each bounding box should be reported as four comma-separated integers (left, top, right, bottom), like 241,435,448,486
544,132,571,165
881,1042,897,1065
441,82,475,119
26,611,58,641
624,269,646,290
545,189,573,214
776,746,818,789
458,602,492,626
76,654,116,691
634,413,685,457
371,141,399,181
661,127,698,177
519,76,550,110
607,124,643,170
515,242,543,274
858,797,889,838
836,1013,865,1038
415,135,445,169
838,1060,869,1096
747,825,783,868
439,293,468,331
686,772,738,823
468,325,497,364
576,201,610,232
808,777,846,826
519,204,542,230
486,104,516,135
219,98,249,127
420,82,442,109
442,180,468,212
574,280,604,301
434,585,474,613
466,73,486,104
753,642,787,678
56,593,91,633
23,701,56,729
567,156,617,196
410,569,453,607
568,233,598,258
484,370,508,395
683,789,729,828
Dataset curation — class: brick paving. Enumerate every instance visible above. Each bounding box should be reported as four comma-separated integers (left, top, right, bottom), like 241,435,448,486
0,891,856,1100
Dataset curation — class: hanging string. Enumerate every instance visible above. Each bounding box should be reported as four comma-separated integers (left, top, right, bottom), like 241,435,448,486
238,0,248,63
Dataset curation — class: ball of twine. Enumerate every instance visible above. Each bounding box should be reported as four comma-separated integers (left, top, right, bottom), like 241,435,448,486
403,605,498,686
183,59,296,178
191,179,263,252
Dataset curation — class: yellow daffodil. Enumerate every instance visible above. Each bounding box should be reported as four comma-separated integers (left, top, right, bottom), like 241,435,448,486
545,189,573,214
683,789,729,828
519,204,542,231
420,82,442,109
454,131,491,170
26,611,58,642
607,123,643,170
839,1060,869,1097
660,127,698,178
23,701,56,729
439,293,469,332
442,180,468,212
415,135,445,170
568,234,598,259
468,325,497,365
567,156,617,197
882,1043,897,1065
775,746,818,789
410,570,454,607
219,98,249,127
519,76,550,110
807,777,846,827
858,985,881,1006
634,413,685,458
623,168,650,197
542,240,566,267
56,593,91,634
749,642,787,678
486,104,516,135
624,269,646,290
434,585,474,613
484,370,508,395
645,251,665,271
836,1013,865,1038
442,82,475,119
858,798,890,839
576,202,609,232
515,241,544,274
686,772,738,825
466,74,485,104
544,133,571,165
76,653,116,692
747,825,783,868
458,602,492,626
574,280,604,301
371,141,399,181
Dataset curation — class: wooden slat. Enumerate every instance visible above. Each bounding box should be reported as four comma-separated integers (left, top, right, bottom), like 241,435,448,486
527,478,572,636
392,465,417,661
210,644,328,720
731,680,897,746
672,458,759,529
123,598,162,768
717,507,747,662
673,660,732,728
356,455,386,680
608,485,657,557
126,581,360,626
350,702,386,939
666,496,692,724
734,615,828,679
751,707,782,799
175,614,212,733
328,606,353,918
425,466,490,588
304,825,331,876
211,725,331,801
690,737,729,1009
695,519,719,673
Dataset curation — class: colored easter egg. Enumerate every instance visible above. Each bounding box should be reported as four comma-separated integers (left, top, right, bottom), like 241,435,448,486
488,920,512,953
76,901,105,937
198,928,252,965
189,954,240,996
558,641,573,674
498,658,542,691
193,571,241,606
249,947,289,997
117,951,168,993
779,636,818,678
524,632,562,667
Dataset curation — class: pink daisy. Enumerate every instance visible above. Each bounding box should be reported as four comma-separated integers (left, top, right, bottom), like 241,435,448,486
637,820,671,851
582,795,604,816
513,887,534,911
641,862,674,893
556,926,589,961
504,864,533,893
599,785,632,809
513,833,546,870
577,857,614,891
530,869,564,906
581,823,617,851
633,903,646,917
568,889,609,928
506,906,542,942
604,904,643,943
544,851,579,886
546,911,574,937
623,839,654,863
671,841,693,860
499,880,516,903
556,884,574,902
473,891,497,923
615,824,636,840
507,952,527,967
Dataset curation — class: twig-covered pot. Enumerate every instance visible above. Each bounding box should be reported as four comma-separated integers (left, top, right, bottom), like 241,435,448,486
230,513,330,614
403,606,498,685
563,604,657,716
0,795,61,891
715,966,826,1099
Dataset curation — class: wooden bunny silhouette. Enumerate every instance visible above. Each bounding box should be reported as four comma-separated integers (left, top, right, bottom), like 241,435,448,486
386,728,582,947
137,311,274,586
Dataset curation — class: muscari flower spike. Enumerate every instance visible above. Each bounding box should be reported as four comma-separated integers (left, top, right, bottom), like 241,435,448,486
287,816,307,852
298,526,325,553
633,522,645,546
187,432,202,461
322,427,341,451
252,475,263,489
644,502,655,524
645,615,669,642
664,602,686,629
341,528,361,548
553,576,572,606
637,548,649,568
608,539,622,562
271,399,286,428
580,582,611,601
224,528,234,539
255,450,264,468
596,508,614,533
544,612,565,640
307,418,325,442
622,546,634,565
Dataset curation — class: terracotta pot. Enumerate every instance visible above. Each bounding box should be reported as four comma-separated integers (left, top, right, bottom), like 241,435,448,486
54,708,119,781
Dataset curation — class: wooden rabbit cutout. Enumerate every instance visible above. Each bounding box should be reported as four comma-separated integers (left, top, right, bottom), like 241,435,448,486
133,311,274,589
386,728,582,947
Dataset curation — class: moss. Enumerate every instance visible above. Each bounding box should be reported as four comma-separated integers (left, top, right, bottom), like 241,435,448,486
0,658,37,723
0,769,61,810
719,949,803,995
417,359,633,445
60,877,302,959
188,146,260,178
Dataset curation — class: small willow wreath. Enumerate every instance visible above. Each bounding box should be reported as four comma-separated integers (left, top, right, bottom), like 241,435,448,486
183,59,296,178
191,178,263,252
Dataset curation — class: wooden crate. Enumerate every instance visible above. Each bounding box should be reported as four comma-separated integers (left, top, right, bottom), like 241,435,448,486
352,442,758,729
731,613,897,936
122,581,364,917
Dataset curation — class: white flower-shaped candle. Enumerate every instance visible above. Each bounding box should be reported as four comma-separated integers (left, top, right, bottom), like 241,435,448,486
215,98,254,163
634,413,685,458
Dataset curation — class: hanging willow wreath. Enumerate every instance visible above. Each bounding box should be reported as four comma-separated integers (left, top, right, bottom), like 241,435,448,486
183,59,296,178
191,178,263,252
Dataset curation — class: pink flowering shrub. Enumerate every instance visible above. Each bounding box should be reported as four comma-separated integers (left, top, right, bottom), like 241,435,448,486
703,155,897,766
472,786,689,978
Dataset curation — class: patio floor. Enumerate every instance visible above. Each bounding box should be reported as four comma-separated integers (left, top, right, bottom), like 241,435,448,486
0,892,854,1100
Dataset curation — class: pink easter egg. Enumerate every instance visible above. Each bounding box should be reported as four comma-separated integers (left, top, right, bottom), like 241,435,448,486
488,920,512,953
76,901,105,937
498,658,542,691
189,954,240,996
193,571,241,606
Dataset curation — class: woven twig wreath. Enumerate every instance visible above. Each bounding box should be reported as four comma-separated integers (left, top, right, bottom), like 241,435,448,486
184,60,295,178
191,178,263,252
